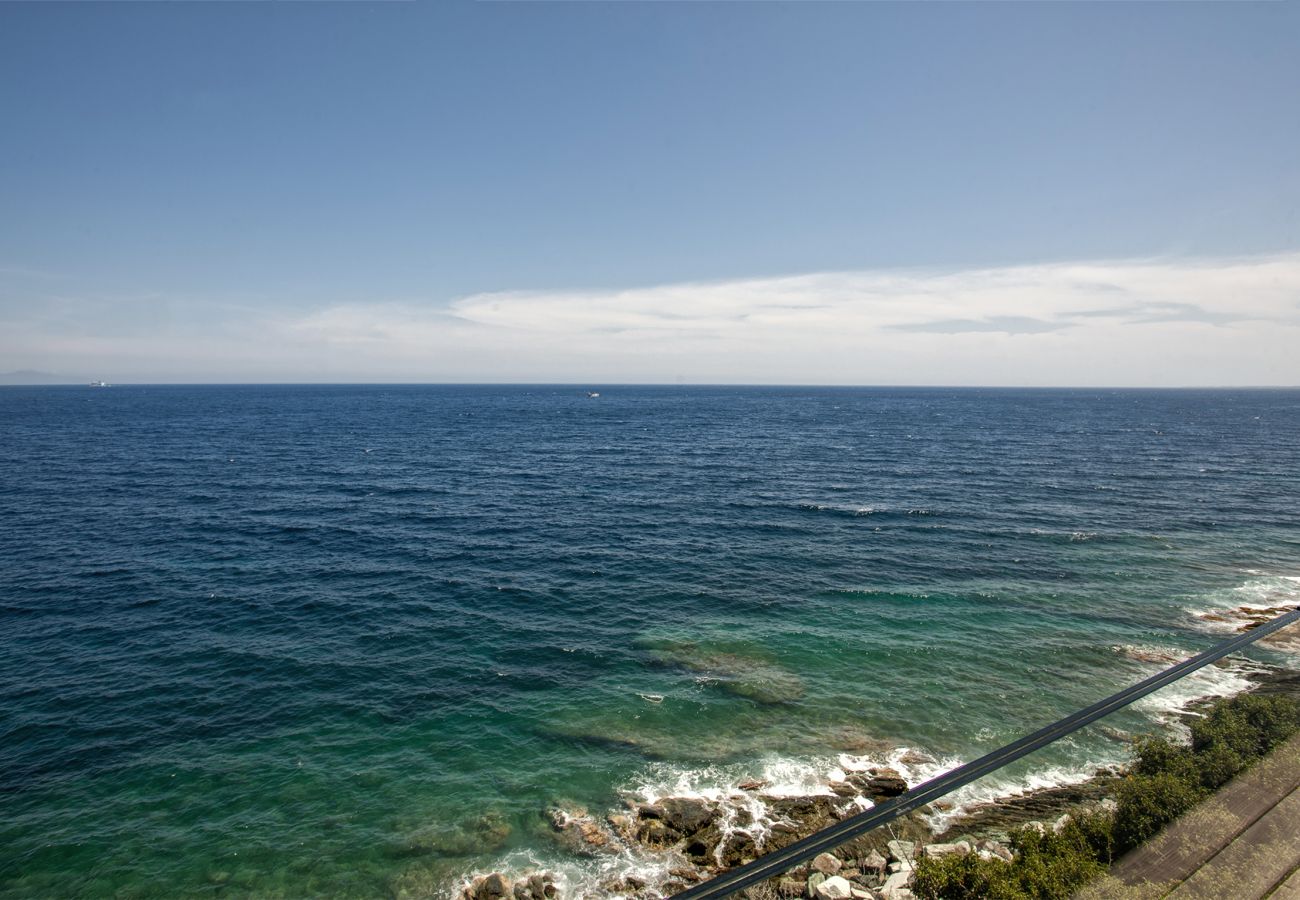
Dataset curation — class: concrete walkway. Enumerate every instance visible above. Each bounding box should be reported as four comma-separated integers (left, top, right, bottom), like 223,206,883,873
1078,732,1300,899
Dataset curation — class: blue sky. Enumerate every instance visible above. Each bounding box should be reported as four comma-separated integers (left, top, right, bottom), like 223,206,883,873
2,1,1298,384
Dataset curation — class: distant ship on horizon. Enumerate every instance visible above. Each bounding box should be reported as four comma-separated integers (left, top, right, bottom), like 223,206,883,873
89,380,110,387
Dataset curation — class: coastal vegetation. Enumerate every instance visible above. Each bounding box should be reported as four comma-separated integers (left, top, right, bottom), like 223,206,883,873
911,692,1300,900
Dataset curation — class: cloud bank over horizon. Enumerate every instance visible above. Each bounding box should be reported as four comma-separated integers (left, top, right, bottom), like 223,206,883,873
5,252,1300,386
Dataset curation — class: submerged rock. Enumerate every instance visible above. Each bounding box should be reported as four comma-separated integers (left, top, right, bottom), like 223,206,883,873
645,641,806,704
390,812,511,859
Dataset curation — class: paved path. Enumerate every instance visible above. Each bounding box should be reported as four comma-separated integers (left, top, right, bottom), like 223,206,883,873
1078,732,1300,899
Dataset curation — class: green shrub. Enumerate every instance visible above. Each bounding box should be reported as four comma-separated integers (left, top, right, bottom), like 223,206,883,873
1066,810,1119,866
1191,693,1300,769
1009,823,1108,897
1129,735,1197,782
914,693,1300,900
913,852,1029,900
1112,772,1205,853
913,821,1107,900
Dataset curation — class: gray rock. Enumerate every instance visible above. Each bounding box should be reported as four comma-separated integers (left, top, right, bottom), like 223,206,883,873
778,878,804,898
814,876,854,900
861,850,887,874
807,872,827,897
811,853,842,876
879,871,914,900
919,841,970,859
885,840,915,864
976,839,1014,863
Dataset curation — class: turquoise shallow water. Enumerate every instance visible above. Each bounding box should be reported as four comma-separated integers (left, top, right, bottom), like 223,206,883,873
2,385,1299,898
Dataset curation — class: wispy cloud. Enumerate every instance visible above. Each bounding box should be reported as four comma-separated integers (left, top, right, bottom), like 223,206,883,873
4,253,1299,384
889,316,1068,335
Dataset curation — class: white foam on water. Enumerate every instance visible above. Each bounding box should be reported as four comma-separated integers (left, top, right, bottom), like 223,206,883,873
919,759,1114,833
626,755,836,807
1134,660,1262,726
457,841,692,900
1184,573,1300,656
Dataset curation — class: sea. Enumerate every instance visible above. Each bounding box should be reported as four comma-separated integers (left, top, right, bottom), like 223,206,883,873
2,385,1299,898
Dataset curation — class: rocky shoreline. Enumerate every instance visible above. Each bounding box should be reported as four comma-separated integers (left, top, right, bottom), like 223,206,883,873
451,646,1300,900
453,759,1121,900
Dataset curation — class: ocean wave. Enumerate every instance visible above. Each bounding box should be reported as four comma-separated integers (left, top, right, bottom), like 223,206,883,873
794,502,880,517
1132,659,1264,736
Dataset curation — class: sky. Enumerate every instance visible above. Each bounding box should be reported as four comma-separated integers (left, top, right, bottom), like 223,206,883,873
1,1,1298,386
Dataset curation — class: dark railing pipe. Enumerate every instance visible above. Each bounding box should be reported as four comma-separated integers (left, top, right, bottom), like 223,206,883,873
673,606,1300,900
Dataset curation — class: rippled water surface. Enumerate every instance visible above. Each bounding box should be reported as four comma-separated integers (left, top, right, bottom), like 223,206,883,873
2,385,1299,897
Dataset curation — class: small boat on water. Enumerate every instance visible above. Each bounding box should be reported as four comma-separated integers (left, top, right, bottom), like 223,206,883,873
586,391,600,398
89,380,110,387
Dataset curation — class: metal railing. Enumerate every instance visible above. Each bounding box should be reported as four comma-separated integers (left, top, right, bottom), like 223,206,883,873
673,606,1300,899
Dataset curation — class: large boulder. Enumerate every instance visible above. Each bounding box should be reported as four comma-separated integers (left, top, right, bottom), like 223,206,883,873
632,796,718,850
634,817,675,848
811,853,842,875
479,873,512,899
886,840,916,865
852,769,908,800
879,870,914,900
919,841,970,859
814,876,854,900
657,797,716,835
763,795,840,850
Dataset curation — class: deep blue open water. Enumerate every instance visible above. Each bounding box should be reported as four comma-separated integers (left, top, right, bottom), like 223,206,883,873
2,385,1299,897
